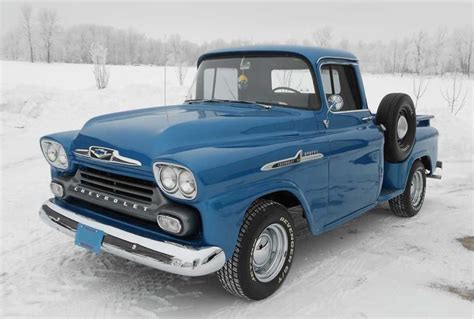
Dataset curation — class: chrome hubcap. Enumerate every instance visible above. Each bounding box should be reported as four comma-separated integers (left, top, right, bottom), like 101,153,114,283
410,169,424,207
252,223,288,283
397,115,408,139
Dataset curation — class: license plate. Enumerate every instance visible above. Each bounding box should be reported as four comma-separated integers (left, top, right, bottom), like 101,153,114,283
75,224,104,254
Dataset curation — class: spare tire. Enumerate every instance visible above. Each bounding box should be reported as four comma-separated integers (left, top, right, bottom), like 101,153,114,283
376,93,416,163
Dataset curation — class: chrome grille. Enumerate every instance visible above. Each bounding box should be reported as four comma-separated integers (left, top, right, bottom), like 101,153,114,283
78,167,154,203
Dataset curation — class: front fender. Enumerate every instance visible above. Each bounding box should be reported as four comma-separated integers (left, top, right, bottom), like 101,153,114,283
194,178,314,259
40,130,80,176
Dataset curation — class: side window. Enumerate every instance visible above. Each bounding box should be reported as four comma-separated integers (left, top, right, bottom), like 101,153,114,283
321,64,361,111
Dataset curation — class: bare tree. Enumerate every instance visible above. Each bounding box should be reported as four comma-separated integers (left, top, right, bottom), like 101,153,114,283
39,8,58,63
168,34,189,85
21,4,35,62
432,27,447,76
312,26,333,47
1,29,21,60
127,28,139,65
440,72,468,115
338,38,350,50
412,76,429,108
390,40,399,75
455,28,473,77
90,43,110,89
413,30,426,75
400,39,411,77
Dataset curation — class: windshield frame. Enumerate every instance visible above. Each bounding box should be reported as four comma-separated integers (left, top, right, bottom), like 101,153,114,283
190,52,322,111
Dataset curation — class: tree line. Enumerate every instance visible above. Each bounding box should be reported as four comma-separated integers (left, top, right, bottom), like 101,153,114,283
2,5,473,77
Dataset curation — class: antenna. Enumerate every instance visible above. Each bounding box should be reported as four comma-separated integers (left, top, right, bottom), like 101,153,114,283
163,34,167,106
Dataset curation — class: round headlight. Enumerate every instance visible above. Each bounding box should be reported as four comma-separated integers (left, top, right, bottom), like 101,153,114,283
58,147,68,165
46,143,58,162
178,170,196,197
160,166,178,191
41,140,69,169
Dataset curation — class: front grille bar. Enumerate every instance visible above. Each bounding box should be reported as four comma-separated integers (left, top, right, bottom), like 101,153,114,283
78,167,155,203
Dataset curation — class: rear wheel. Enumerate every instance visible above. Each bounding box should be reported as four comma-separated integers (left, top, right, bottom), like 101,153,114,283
217,199,295,300
389,160,426,217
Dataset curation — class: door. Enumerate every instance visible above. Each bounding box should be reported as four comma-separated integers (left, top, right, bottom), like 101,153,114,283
320,63,384,226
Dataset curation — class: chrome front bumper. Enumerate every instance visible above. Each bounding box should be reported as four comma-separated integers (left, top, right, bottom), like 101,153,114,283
39,200,225,276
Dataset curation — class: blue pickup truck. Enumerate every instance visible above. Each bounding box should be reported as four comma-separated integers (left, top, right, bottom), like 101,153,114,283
39,46,441,300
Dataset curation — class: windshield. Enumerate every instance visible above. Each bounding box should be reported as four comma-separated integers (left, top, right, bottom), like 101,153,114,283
186,55,320,109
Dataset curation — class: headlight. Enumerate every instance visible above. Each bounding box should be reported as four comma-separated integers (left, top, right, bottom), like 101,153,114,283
178,170,196,197
41,140,69,169
160,166,178,192
46,143,58,162
153,163,197,200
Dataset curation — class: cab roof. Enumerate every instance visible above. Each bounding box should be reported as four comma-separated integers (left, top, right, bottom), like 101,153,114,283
197,45,358,66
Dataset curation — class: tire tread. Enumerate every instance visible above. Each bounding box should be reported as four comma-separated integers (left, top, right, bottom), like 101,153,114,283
216,199,283,299
389,160,426,217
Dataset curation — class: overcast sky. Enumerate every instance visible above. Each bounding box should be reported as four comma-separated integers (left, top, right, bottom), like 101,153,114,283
1,1,472,43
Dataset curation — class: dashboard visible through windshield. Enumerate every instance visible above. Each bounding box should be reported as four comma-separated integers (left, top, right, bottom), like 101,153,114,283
186,55,320,109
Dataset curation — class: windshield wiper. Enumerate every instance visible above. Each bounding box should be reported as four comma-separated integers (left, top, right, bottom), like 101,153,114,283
185,99,272,110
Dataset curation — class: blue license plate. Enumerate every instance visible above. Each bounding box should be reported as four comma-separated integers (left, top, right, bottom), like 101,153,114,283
75,224,104,254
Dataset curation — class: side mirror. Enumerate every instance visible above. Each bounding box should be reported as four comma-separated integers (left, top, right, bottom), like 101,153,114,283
328,94,344,112
323,95,344,128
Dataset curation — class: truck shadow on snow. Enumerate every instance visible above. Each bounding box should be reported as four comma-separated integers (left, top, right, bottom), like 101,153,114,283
53,204,408,316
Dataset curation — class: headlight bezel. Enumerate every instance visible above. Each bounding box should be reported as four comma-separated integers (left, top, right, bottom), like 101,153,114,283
153,162,197,200
41,140,69,170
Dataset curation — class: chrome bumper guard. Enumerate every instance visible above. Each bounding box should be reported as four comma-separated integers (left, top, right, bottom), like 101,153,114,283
39,199,225,276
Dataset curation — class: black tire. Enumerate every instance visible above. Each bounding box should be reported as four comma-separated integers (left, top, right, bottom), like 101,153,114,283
389,160,426,217
376,93,416,162
217,199,295,300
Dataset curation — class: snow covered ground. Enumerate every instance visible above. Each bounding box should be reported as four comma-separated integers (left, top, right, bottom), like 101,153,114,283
0,61,472,318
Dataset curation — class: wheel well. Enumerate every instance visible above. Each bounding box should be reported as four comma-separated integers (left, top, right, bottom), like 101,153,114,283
261,190,301,209
260,191,311,237
419,156,432,174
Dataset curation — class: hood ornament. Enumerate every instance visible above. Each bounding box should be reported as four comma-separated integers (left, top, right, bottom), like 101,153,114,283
74,146,142,167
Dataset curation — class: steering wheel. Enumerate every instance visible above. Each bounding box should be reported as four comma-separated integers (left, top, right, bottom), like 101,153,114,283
272,87,301,94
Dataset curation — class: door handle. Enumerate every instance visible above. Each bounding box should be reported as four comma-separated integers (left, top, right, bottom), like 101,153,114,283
362,115,375,122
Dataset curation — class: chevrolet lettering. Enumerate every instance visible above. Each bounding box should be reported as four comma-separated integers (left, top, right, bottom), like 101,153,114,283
38,46,441,300
72,186,150,212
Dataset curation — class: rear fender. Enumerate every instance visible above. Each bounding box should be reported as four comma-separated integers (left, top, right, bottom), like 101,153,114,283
383,126,438,190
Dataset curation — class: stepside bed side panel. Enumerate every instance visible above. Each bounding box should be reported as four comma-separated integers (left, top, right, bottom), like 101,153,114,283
382,126,438,191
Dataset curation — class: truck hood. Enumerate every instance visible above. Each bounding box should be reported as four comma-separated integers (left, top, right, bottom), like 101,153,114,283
71,103,306,168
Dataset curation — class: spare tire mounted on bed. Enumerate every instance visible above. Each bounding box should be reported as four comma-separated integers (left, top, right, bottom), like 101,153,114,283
376,93,416,163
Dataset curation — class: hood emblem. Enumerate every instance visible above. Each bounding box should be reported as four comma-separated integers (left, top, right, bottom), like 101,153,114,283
90,147,113,160
261,149,324,171
74,146,142,167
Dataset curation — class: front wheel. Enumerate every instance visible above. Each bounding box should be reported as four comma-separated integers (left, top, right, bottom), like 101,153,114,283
217,199,295,300
389,160,426,217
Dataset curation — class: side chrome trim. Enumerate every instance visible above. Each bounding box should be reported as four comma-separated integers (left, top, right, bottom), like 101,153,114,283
39,199,225,276
261,150,324,171
74,146,142,167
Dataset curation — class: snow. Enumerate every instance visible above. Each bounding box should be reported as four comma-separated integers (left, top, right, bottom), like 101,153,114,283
1,61,472,317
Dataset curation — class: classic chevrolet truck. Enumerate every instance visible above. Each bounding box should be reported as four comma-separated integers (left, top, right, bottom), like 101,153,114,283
39,46,441,300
